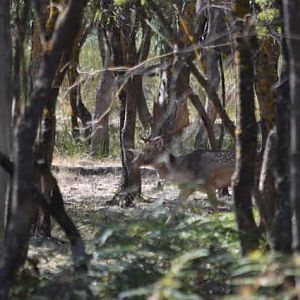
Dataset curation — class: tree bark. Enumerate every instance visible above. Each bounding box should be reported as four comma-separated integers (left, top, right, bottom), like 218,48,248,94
194,0,232,149
0,1,88,298
0,0,12,240
91,21,115,156
12,0,30,120
282,0,300,252
109,3,150,205
188,61,236,138
253,5,280,246
150,53,190,146
68,26,92,142
255,37,279,149
189,92,216,149
30,0,56,238
136,22,152,130
231,3,260,254
112,79,142,206
91,70,112,157
272,0,292,253
136,75,152,130
91,0,117,157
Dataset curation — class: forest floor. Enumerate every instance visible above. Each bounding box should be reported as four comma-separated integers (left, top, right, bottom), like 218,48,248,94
54,158,233,221
12,159,242,300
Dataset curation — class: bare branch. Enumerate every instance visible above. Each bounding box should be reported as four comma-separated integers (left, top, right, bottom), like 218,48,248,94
188,61,236,138
146,0,177,45
188,92,216,149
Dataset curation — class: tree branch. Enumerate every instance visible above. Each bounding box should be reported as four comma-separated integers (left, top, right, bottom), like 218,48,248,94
188,61,236,138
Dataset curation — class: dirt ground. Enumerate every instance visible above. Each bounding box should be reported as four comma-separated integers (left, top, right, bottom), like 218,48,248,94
22,159,234,299
53,159,232,227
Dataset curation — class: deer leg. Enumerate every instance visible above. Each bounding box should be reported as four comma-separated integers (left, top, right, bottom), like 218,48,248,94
166,188,194,224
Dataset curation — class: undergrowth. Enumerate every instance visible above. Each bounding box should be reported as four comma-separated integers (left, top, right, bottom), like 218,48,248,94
10,210,298,300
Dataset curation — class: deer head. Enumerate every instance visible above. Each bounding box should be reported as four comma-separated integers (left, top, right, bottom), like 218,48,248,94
133,136,165,167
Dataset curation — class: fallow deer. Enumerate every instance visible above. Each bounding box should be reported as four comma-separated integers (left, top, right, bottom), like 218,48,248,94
133,136,235,223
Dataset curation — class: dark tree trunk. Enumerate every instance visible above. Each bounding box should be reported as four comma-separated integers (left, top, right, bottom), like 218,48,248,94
108,3,151,205
136,22,152,130
272,0,292,253
136,75,152,130
231,3,260,254
282,0,300,252
112,79,141,206
253,6,280,245
29,2,46,90
0,151,88,273
109,19,141,205
0,0,12,240
32,1,91,238
68,27,92,142
12,0,30,120
0,2,88,298
68,28,92,143
30,0,55,238
194,51,220,149
255,37,279,149
30,1,59,238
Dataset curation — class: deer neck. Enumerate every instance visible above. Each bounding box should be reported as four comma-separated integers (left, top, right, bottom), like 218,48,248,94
151,152,171,178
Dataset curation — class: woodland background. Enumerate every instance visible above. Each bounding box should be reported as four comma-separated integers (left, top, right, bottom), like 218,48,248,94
1,0,300,299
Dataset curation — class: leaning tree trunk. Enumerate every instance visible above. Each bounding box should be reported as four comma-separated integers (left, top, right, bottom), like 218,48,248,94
231,2,260,254
282,0,300,253
188,61,236,138
0,0,12,240
0,2,88,298
189,92,216,149
195,50,220,149
29,1,61,238
30,0,57,238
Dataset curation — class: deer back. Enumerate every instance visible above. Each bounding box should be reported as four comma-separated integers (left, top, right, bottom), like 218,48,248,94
166,149,235,188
